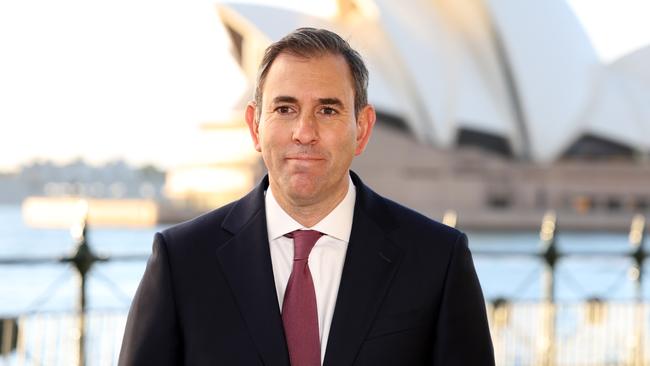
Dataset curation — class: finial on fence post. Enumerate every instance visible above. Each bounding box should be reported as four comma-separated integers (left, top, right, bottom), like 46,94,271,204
540,210,558,302
442,209,458,228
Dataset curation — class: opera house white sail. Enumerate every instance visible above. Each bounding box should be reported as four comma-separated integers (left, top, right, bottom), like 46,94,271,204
217,0,650,162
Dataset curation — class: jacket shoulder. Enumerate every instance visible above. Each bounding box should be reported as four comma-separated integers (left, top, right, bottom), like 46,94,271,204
363,187,464,246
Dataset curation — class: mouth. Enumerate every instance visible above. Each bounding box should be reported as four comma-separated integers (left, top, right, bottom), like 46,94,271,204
285,154,325,162
286,157,324,161
285,155,326,170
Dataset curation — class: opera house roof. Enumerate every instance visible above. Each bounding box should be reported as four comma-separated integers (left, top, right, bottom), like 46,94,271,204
216,0,650,162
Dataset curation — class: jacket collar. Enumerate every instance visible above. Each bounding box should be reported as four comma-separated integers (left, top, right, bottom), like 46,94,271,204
221,171,399,235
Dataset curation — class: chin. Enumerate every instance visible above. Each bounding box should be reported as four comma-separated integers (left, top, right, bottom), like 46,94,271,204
284,179,323,200
287,182,318,197
285,170,324,185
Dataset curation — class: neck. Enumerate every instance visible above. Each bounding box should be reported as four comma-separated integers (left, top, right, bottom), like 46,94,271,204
269,175,349,228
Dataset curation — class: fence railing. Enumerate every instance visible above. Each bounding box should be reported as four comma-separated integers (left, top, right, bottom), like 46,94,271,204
1,302,649,366
466,210,647,366
488,301,649,366
1,311,126,366
0,208,648,366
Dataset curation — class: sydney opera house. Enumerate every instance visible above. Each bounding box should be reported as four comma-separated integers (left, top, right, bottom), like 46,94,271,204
169,0,650,230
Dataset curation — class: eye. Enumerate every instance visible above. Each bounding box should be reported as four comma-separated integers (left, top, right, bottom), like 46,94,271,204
320,106,338,116
275,105,293,114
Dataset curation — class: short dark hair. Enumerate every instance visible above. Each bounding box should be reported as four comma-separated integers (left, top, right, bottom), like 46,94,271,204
254,27,369,119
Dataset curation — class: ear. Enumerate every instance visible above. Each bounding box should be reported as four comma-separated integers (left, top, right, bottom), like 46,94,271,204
245,101,262,152
354,104,376,156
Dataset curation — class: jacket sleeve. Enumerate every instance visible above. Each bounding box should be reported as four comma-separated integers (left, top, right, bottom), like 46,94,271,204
118,233,182,365
432,233,495,365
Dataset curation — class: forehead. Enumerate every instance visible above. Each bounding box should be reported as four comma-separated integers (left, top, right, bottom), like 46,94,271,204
261,52,355,104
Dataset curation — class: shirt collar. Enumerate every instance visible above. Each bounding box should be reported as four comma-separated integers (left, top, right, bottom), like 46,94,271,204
265,174,356,242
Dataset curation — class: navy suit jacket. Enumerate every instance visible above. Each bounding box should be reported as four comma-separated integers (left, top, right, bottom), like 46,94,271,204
119,172,494,365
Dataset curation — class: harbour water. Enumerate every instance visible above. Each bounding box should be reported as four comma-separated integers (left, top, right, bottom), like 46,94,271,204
0,205,166,315
1,204,644,316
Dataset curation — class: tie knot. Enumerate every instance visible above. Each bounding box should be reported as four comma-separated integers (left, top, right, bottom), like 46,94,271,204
285,230,323,260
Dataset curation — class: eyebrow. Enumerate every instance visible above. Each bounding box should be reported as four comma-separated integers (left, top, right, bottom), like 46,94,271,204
270,96,345,108
318,98,344,108
271,96,298,104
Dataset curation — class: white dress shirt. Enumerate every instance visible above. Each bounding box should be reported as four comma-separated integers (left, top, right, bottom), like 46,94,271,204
265,175,355,364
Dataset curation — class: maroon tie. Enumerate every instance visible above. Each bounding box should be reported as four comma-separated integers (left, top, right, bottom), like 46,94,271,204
282,230,323,366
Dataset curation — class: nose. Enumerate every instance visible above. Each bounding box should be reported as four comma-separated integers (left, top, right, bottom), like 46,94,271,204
292,113,319,145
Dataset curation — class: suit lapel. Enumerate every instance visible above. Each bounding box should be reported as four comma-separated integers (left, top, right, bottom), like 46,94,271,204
216,177,290,366
323,173,403,366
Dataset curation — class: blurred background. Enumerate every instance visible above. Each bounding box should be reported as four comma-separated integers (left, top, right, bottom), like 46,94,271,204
1,0,649,364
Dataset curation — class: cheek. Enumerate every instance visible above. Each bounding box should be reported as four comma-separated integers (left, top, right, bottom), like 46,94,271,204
327,134,357,165
340,128,358,153
258,130,285,165
257,126,275,150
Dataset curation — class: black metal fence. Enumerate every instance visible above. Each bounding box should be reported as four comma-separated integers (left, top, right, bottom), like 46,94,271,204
1,210,648,366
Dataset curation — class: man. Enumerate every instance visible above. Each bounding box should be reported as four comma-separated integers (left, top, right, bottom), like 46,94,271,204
119,28,494,365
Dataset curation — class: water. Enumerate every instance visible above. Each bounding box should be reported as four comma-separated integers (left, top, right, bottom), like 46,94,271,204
0,205,168,315
0,205,644,316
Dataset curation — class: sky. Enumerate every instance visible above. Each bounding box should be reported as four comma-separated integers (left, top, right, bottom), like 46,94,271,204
0,0,648,172
567,0,650,61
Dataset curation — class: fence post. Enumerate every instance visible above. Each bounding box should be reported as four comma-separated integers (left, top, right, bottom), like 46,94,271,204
629,214,646,366
539,211,558,366
60,202,106,366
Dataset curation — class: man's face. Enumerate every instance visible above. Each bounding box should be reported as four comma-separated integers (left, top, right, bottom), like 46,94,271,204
246,52,375,207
